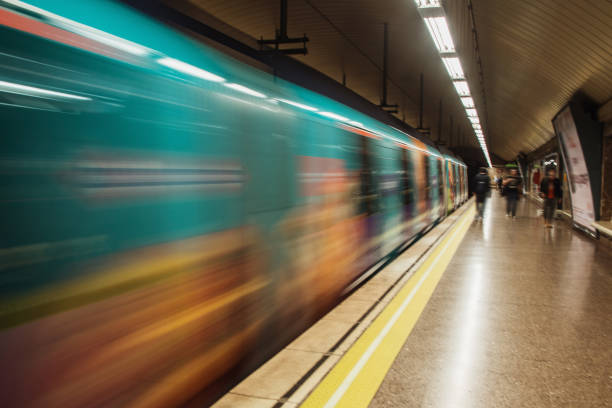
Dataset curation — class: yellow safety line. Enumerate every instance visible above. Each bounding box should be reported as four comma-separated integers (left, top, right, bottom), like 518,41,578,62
300,205,474,408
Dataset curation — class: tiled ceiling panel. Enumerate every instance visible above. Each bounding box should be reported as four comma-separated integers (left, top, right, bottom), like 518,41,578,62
171,0,611,161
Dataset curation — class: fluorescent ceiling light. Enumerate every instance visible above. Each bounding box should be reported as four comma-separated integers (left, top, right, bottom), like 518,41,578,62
453,81,470,97
158,58,225,82
423,17,455,53
469,116,480,124
442,57,464,79
224,83,266,98
414,0,441,8
466,108,478,117
275,98,318,111
318,111,349,121
0,80,91,101
461,97,475,108
473,123,482,130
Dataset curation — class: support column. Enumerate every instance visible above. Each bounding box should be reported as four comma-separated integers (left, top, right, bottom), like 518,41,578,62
449,115,454,147
379,23,398,113
258,0,308,54
438,100,443,143
418,73,424,130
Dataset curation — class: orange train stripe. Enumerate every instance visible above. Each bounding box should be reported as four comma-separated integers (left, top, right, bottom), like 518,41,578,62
0,8,135,63
411,138,428,151
339,124,381,140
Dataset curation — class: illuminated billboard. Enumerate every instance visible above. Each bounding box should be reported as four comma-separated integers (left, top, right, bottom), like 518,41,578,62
553,106,596,234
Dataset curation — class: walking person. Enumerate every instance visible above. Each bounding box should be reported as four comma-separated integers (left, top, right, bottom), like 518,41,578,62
502,168,522,219
473,167,490,221
539,167,562,228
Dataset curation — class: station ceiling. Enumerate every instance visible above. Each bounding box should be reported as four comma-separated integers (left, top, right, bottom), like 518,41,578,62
165,0,612,162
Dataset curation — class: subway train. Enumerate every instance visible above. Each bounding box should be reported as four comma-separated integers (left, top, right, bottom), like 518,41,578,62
0,1,468,407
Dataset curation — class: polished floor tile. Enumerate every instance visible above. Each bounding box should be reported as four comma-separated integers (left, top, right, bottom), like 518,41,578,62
370,194,612,408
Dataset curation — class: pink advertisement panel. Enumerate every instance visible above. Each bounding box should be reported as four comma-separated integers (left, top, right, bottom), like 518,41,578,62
553,106,596,233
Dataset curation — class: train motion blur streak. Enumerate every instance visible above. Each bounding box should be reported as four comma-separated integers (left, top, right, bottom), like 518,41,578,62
0,0,468,407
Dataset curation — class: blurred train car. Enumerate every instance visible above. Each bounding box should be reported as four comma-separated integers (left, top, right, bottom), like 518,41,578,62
0,1,468,407
443,152,468,212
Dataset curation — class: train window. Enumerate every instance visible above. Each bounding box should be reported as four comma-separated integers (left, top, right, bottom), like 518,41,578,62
438,159,444,198
447,161,454,202
453,165,459,197
423,154,431,204
243,111,294,213
399,148,414,210
358,136,378,215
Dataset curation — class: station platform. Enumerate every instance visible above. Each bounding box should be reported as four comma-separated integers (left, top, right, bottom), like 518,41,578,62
213,194,612,408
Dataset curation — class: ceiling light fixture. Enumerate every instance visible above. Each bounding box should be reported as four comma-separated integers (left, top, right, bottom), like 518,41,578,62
442,57,465,80
461,97,475,108
414,0,441,8
415,1,491,166
423,17,455,53
453,81,470,97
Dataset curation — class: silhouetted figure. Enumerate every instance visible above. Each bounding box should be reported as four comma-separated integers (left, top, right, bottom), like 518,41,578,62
503,168,522,219
473,167,490,221
539,168,562,228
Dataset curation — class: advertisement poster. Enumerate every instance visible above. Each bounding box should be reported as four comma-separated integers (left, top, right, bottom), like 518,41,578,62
553,106,596,233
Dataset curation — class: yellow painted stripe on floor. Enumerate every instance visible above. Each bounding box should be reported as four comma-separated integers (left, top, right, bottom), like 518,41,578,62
300,205,474,408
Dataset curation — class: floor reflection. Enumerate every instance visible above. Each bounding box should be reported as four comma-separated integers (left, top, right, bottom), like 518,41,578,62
371,193,612,408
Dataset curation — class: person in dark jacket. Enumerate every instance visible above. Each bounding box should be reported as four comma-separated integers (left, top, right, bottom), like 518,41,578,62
473,167,490,220
502,168,522,219
539,168,562,228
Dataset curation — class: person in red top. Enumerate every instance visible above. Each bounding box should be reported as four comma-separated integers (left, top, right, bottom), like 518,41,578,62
539,168,562,228
533,169,540,188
